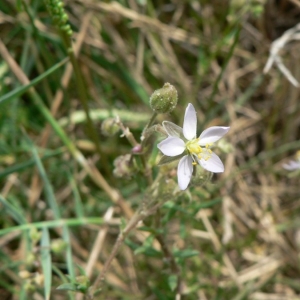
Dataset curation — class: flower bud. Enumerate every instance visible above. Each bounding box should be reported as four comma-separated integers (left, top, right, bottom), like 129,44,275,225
34,273,44,286
51,239,67,254
29,227,41,246
150,83,178,114
101,118,119,136
19,270,31,279
132,144,142,154
25,253,36,267
75,275,90,293
113,154,133,178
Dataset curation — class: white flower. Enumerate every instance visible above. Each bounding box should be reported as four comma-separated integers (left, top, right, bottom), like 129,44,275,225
283,151,300,170
283,161,300,170
157,103,230,190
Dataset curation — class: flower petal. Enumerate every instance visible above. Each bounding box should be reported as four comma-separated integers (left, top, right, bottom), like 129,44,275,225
162,121,183,138
183,103,197,141
283,160,300,170
199,126,230,145
157,137,185,156
178,155,193,190
198,152,224,173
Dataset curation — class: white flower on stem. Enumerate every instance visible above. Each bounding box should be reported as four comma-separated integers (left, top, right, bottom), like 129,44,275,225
157,103,230,190
283,151,300,170
283,161,300,170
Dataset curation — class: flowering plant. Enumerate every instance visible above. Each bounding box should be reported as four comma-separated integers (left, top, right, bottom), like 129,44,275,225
158,103,230,190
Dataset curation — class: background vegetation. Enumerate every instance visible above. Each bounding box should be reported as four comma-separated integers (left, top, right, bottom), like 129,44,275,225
1,0,300,299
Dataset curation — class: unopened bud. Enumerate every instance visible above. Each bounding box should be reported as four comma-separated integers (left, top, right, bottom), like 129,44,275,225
113,154,133,178
101,118,119,136
25,253,36,266
34,273,44,286
75,275,90,293
132,144,142,154
29,227,41,246
150,83,178,114
51,239,67,254
19,270,31,279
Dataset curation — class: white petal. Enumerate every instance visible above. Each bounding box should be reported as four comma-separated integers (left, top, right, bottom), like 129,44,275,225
183,103,197,141
199,126,230,145
157,137,185,157
178,155,193,190
283,160,300,170
199,152,224,173
162,121,183,138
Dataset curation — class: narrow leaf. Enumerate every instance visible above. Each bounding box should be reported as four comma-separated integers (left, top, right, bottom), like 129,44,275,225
0,194,26,224
41,228,52,300
0,57,68,105
158,154,183,166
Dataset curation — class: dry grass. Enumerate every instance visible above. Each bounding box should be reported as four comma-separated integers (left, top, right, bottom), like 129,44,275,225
0,0,300,299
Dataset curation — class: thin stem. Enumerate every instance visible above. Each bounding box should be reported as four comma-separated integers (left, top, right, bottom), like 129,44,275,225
59,31,110,173
87,174,178,298
137,111,158,184
87,211,142,299
87,200,163,299
153,209,182,297
153,209,179,274
141,111,158,141
115,116,139,147
116,116,153,185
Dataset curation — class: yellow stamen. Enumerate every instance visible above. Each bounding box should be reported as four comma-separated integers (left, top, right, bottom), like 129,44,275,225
186,138,202,155
186,138,213,163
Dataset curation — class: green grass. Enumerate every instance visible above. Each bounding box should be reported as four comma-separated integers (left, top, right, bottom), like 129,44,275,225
1,0,300,299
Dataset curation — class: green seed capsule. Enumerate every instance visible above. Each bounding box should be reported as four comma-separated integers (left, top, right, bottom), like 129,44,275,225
150,83,178,114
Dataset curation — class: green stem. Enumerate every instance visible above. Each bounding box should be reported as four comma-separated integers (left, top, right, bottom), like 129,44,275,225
60,31,110,173
138,111,157,184
144,112,158,134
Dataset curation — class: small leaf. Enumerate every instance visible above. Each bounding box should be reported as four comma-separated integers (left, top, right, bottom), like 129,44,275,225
168,275,178,291
143,235,154,248
138,226,163,234
158,154,183,166
134,246,161,257
77,264,87,276
162,121,183,138
56,283,77,292
173,249,199,259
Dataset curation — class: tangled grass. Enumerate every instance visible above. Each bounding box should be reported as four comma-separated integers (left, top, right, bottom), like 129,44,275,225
1,0,300,299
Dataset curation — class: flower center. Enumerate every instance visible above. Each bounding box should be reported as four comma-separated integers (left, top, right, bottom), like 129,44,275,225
186,138,202,155
186,138,212,164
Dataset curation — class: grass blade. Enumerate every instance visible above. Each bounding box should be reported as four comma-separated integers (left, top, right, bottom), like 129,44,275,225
0,57,68,105
40,227,52,300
